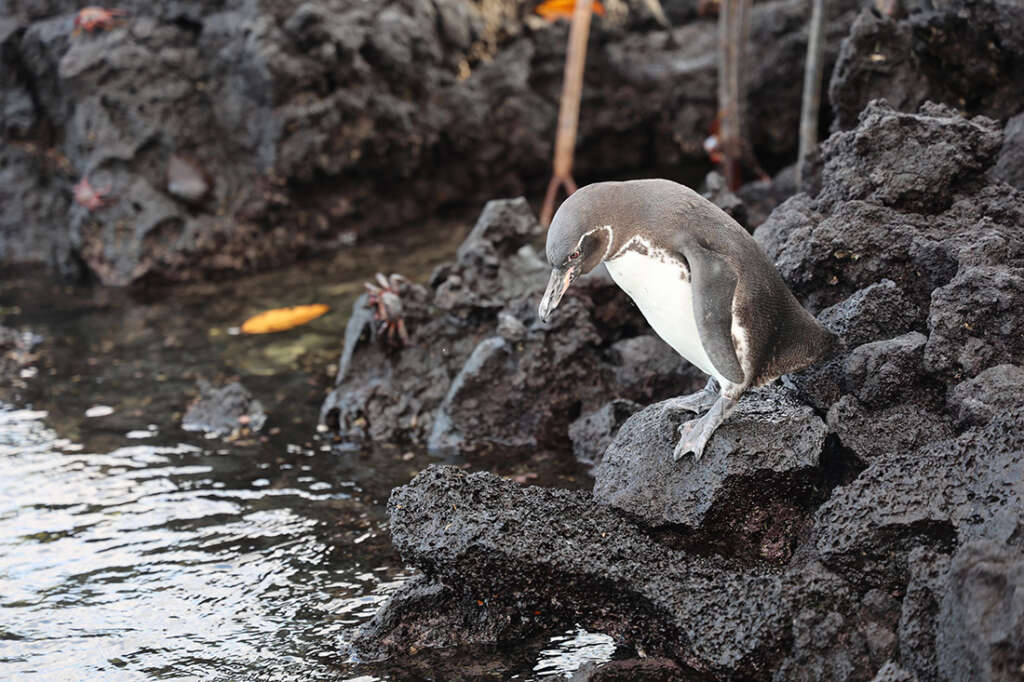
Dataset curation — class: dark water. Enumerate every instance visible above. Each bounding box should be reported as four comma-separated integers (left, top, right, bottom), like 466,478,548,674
0,219,613,680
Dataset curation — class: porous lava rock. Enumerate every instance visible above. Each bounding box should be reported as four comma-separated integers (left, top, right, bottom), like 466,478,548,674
593,386,828,562
1,0,861,285
935,540,1024,681
947,364,1024,429
357,101,1024,679
828,0,1024,133
813,407,1023,587
355,465,790,678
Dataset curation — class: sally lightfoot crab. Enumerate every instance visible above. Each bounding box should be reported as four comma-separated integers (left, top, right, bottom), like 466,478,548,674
364,273,412,347
334,272,429,384
73,176,113,211
73,7,129,35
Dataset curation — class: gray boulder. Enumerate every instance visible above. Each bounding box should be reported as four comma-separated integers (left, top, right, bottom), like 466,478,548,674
568,398,643,467
181,379,266,437
594,386,827,562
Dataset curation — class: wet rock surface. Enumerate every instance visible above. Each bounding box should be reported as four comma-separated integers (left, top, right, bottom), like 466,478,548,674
569,658,688,682
356,465,790,678
181,379,267,437
1,0,861,285
354,100,1024,679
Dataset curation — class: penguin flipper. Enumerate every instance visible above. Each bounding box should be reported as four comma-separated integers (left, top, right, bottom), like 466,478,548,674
677,242,745,385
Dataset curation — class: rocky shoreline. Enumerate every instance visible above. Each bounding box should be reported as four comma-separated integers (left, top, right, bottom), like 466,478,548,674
3,0,1024,678
337,98,1024,681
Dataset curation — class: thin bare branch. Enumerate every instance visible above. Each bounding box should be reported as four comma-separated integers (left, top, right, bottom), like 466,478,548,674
540,0,594,226
717,0,750,191
797,0,827,189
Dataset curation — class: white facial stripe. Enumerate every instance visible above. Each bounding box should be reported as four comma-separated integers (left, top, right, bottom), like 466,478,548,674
611,234,646,260
575,225,614,261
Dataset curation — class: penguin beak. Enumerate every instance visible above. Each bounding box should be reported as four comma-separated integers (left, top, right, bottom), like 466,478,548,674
538,264,579,323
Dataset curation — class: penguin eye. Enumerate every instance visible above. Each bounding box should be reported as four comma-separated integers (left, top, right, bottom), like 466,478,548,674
569,250,580,260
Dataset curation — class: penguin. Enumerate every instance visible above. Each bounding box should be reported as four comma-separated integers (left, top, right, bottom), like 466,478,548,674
538,178,836,460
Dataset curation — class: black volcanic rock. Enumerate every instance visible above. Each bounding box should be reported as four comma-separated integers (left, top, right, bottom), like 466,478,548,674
842,331,927,407
947,364,1024,429
357,465,790,678
1,0,862,285
896,547,951,681
924,265,1024,380
813,407,1024,587
757,101,1014,312
815,101,1002,215
593,386,827,560
828,0,1024,132
993,112,1024,191
935,540,1024,681
336,22,1024,676
181,379,266,437
817,279,924,349
825,396,952,464
356,100,1024,680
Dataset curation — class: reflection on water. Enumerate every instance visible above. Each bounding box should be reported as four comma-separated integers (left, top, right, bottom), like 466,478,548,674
0,220,615,679
533,630,618,678
0,407,412,680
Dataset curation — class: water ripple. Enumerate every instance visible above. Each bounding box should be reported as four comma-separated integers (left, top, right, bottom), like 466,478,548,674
0,406,408,680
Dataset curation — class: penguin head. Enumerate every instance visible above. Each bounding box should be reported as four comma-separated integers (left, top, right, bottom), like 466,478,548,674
538,195,614,323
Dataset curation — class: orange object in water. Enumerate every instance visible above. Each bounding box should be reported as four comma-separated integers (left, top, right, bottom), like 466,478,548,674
241,304,329,334
535,0,605,21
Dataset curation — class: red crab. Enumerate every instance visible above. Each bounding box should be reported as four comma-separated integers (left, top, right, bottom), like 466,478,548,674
364,273,411,347
73,176,113,211
73,7,128,35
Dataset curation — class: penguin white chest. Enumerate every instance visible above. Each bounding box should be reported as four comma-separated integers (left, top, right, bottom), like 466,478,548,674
604,245,722,382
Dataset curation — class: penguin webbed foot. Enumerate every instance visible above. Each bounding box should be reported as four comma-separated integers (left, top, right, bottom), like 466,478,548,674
663,377,720,414
672,394,736,462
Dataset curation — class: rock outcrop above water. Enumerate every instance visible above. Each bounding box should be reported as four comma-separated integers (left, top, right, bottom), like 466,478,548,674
0,325,42,394
354,465,791,678
181,379,267,437
354,100,1024,679
321,197,698,454
0,0,861,284
593,386,828,555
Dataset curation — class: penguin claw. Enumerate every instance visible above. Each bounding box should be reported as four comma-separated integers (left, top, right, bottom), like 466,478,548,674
672,419,709,461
